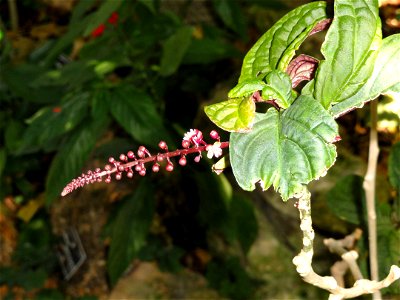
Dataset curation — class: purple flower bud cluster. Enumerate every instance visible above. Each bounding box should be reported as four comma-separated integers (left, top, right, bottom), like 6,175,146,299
61,129,228,196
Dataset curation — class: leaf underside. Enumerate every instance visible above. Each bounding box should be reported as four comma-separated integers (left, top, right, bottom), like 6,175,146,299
230,95,338,201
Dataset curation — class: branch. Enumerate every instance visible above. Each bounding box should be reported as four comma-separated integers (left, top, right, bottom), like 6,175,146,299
292,187,400,300
324,229,364,283
363,99,381,299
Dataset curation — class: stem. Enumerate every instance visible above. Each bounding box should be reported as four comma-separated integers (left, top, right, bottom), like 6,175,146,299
363,100,381,300
7,0,19,32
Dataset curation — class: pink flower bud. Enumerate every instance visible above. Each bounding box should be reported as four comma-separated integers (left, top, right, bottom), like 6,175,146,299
127,151,135,159
182,140,190,148
139,169,146,176
194,155,201,163
127,171,133,178
119,154,127,161
179,156,187,166
210,130,219,140
158,141,167,150
166,163,174,172
152,163,160,172
115,173,122,180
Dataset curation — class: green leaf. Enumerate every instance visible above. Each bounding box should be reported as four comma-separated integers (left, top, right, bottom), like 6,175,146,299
17,93,89,155
261,70,296,109
228,79,267,99
160,26,193,76
183,38,240,65
109,85,171,145
213,0,247,39
230,95,338,200
331,34,400,118
45,118,107,204
83,0,123,36
388,142,400,191
230,194,258,254
204,97,256,132
238,1,327,82
107,181,155,286
91,89,110,119
314,0,382,109
326,175,366,225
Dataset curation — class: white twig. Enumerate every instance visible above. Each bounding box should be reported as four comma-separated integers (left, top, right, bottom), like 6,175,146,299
363,99,380,300
293,187,400,299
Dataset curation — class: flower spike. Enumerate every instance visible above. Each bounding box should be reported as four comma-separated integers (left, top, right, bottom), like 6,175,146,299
61,129,229,196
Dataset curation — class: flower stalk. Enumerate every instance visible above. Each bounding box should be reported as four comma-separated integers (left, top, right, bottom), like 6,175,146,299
61,130,228,196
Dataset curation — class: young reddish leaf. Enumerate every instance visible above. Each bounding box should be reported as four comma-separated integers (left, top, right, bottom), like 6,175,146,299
286,54,319,88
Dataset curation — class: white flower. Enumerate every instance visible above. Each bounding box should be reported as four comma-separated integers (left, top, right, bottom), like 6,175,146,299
206,142,222,159
183,129,203,146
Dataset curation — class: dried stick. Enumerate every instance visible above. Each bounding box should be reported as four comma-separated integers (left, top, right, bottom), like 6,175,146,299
324,229,364,284
7,0,19,32
363,99,380,300
292,187,400,299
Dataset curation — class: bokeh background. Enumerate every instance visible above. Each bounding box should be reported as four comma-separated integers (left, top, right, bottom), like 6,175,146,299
0,0,399,299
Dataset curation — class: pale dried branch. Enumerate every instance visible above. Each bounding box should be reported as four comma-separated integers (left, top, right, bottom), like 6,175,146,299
363,99,380,299
293,187,400,300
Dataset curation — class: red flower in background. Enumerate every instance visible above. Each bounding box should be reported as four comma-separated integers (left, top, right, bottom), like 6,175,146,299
108,12,119,25
52,106,62,113
91,23,106,38
90,12,119,38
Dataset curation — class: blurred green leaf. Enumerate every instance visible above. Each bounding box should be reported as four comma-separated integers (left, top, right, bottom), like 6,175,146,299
326,175,366,225
374,203,400,294
183,38,239,64
160,26,193,76
17,93,90,155
107,180,155,286
230,194,258,254
195,171,232,237
5,120,24,152
0,268,47,291
230,95,338,201
389,142,400,191
213,0,247,39
45,117,108,204
1,64,63,104
206,257,255,300
109,85,171,145
70,0,97,24
91,89,110,119
0,148,6,178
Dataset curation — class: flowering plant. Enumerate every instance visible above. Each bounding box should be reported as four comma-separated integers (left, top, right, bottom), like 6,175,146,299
61,0,400,298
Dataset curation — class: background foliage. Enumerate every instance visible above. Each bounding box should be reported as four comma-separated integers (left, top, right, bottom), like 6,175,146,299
0,0,399,299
